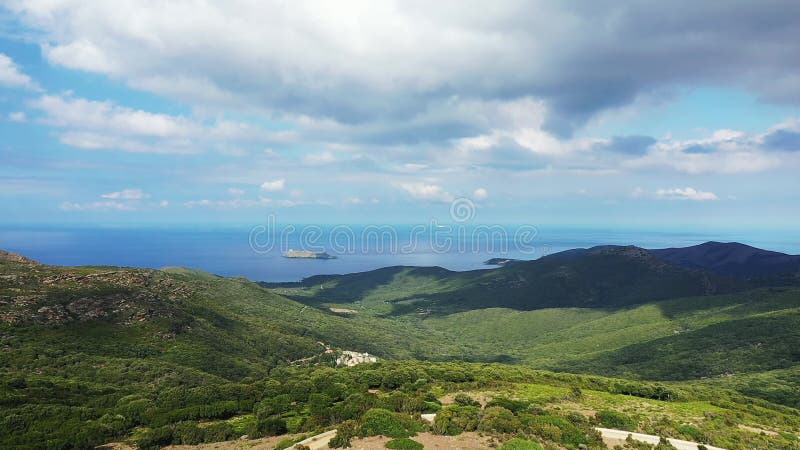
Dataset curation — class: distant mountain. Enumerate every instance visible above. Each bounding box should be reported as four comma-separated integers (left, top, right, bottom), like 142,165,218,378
272,245,746,313
650,241,800,276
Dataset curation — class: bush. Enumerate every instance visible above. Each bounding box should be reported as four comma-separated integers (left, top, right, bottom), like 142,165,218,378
498,438,544,450
596,409,637,431
478,406,521,433
247,416,287,438
676,424,705,442
385,437,424,450
173,421,204,445
454,394,480,407
360,408,419,438
431,405,481,435
486,397,528,413
330,420,358,448
134,426,173,450
203,422,236,442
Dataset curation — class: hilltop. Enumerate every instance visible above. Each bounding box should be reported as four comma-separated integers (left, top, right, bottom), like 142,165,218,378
651,241,800,276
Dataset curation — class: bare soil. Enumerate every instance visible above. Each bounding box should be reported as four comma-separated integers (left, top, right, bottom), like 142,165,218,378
330,432,494,449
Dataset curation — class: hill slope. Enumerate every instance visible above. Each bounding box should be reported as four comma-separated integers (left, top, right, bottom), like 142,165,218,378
270,245,747,315
2,248,800,448
651,241,800,276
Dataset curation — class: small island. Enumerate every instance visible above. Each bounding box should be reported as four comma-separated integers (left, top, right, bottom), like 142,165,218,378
484,257,521,266
282,249,337,259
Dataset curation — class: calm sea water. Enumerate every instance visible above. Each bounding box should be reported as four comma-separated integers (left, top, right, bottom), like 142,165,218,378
1,224,798,282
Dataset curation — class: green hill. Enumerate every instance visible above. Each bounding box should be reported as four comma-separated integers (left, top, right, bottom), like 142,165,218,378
269,246,750,315
2,248,800,448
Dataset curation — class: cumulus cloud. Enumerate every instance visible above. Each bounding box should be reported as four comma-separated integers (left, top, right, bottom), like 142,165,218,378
228,187,245,196
31,94,198,137
398,182,454,203
28,93,288,153
761,118,800,152
9,1,800,138
260,179,285,191
0,53,39,90
653,187,719,201
101,188,149,200
622,126,784,174
473,188,488,200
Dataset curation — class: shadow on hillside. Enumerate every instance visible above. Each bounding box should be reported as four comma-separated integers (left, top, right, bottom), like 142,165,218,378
554,312,800,383
654,286,799,319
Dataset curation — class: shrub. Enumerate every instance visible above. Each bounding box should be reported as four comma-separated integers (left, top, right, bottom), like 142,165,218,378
478,406,521,434
676,424,705,442
330,420,358,448
172,421,204,445
422,401,442,413
486,397,528,413
360,408,420,438
203,422,236,442
385,437,424,450
431,405,481,435
596,409,637,431
498,438,544,450
247,416,287,438
134,426,173,450
454,394,480,407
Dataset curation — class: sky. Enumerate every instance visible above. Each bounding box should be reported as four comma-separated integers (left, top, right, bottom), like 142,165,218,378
1,0,799,229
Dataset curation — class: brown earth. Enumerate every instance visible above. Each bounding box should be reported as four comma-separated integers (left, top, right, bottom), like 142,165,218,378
325,432,494,449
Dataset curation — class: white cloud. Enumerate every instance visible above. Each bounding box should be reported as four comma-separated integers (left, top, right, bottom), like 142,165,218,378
622,127,783,174
184,197,272,209
8,1,800,156
8,111,26,122
398,182,454,203
158,200,169,207
228,187,245,195
60,200,133,211
473,187,488,200
344,197,363,204
260,179,285,191
654,187,719,201
28,93,287,154
31,94,199,138
100,188,149,200
0,53,39,90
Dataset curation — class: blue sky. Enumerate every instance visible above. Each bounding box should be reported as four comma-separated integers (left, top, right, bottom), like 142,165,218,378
1,1,799,228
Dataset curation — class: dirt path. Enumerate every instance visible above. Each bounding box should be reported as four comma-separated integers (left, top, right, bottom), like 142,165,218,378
321,432,492,450
284,429,337,450
595,427,726,450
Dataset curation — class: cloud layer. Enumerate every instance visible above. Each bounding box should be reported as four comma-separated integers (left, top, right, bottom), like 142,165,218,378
8,1,800,135
1,2,799,224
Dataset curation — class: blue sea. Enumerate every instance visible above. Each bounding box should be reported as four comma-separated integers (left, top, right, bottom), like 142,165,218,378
1,224,798,282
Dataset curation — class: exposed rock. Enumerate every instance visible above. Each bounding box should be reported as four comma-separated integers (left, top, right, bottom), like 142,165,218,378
336,350,377,367
0,250,40,264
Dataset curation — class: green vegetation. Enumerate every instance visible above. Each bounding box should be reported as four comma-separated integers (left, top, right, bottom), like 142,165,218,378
384,437,424,449
273,266,800,401
499,438,544,450
1,249,799,448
